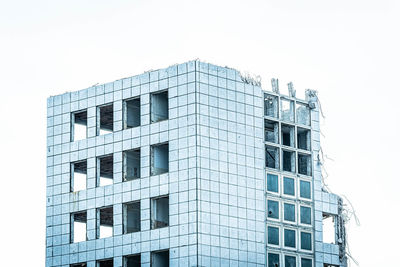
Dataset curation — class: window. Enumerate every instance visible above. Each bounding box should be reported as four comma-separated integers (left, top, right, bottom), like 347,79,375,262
124,97,141,129
98,104,113,135
296,102,310,126
71,110,87,141
265,119,279,143
283,177,295,196
151,143,169,176
71,160,87,192
299,180,311,199
124,254,141,267
151,250,169,267
281,124,294,147
151,91,168,123
267,200,279,219
264,94,278,118
282,150,295,173
268,253,280,267
301,258,312,267
281,98,294,122
71,211,87,243
284,229,296,248
124,149,141,181
97,206,113,239
97,259,113,267
266,145,279,169
298,153,311,176
297,127,310,151
285,255,296,267
97,154,113,187
284,203,296,222
71,263,87,267
267,174,279,193
323,213,336,244
151,196,169,229
123,201,141,234
300,206,312,225
300,232,312,251
268,226,279,246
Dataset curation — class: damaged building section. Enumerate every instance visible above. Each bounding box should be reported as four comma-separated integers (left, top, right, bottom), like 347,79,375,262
97,206,113,239
151,196,169,229
98,154,113,186
98,104,113,135
124,97,141,129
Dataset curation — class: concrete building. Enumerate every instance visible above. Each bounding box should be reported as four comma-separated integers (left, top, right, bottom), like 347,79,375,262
46,60,348,267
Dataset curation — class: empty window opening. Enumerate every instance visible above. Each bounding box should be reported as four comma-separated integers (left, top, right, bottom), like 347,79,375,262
267,200,279,219
71,263,87,267
300,206,312,225
265,119,279,143
283,177,295,196
151,250,169,267
324,264,339,267
268,226,279,245
267,173,279,193
97,259,113,267
284,203,296,222
285,255,296,267
124,254,141,267
72,110,87,141
296,102,310,126
297,127,311,151
298,153,311,176
284,229,296,248
97,206,113,239
151,91,168,123
71,211,87,243
323,213,336,244
151,196,169,229
281,98,294,122
300,232,312,251
301,258,313,267
124,201,141,234
268,253,280,267
299,180,311,199
124,149,141,181
98,104,113,135
98,155,113,187
281,124,295,147
282,150,295,173
266,145,279,169
151,143,169,176
264,94,278,118
124,98,141,129
71,160,87,192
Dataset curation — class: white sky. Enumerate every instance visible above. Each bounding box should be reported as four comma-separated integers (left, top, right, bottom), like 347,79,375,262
0,0,399,266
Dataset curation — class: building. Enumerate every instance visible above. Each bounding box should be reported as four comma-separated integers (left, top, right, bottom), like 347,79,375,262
46,60,348,267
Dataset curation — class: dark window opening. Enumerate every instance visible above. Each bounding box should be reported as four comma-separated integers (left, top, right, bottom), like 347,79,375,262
124,201,141,234
265,119,279,143
71,263,87,267
151,143,169,176
97,259,113,267
151,91,168,123
297,127,311,151
97,206,113,239
98,104,113,135
151,196,169,229
124,98,141,129
282,150,295,173
124,254,141,267
98,155,113,187
266,145,279,169
281,124,294,147
151,250,169,267
124,149,141,181
298,153,311,176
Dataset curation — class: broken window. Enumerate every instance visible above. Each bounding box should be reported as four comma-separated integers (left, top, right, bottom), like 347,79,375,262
283,177,295,196
267,226,279,245
151,196,169,229
267,173,279,193
124,149,141,181
151,143,169,176
267,200,279,219
124,97,141,129
71,160,87,192
124,254,141,267
284,203,296,222
301,258,312,267
123,201,141,234
97,259,113,267
71,211,87,243
282,150,295,173
151,91,168,123
151,250,169,267
281,124,294,147
97,206,113,239
98,104,113,135
267,253,280,267
284,229,296,248
296,102,310,126
300,231,312,251
285,255,296,267
71,263,87,267
298,153,311,176
281,98,294,122
264,94,278,118
300,206,312,225
71,110,87,141
97,154,113,187
297,127,311,151
265,119,279,143
266,145,279,169
323,213,336,244
299,180,311,199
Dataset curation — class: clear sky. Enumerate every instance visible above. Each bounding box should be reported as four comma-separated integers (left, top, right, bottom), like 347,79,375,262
0,0,399,266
